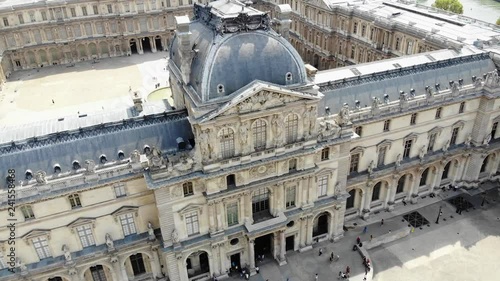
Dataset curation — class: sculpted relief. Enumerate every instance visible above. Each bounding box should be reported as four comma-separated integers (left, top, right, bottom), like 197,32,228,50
223,91,302,116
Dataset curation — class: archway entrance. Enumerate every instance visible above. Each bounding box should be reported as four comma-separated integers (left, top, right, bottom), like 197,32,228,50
285,235,294,251
254,233,273,260
48,277,65,281
84,264,112,281
155,36,163,51
313,212,329,237
130,40,138,54
141,37,152,53
186,251,210,279
346,189,356,209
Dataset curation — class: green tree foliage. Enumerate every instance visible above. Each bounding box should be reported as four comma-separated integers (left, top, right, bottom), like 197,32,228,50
432,0,464,14
496,17,500,25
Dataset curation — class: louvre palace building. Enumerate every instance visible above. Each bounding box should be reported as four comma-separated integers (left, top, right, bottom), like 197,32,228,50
0,0,500,281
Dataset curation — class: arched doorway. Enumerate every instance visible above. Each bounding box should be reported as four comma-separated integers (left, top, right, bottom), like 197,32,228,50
419,168,430,187
480,155,491,173
313,212,330,237
155,35,163,51
141,37,152,52
186,251,210,279
124,253,153,280
442,162,451,180
130,39,138,54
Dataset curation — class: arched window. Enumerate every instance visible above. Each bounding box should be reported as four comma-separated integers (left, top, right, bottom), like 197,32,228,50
252,119,267,151
346,189,356,209
397,175,406,194
372,182,381,201
285,114,298,144
220,128,235,158
442,162,451,179
480,156,490,173
419,168,429,186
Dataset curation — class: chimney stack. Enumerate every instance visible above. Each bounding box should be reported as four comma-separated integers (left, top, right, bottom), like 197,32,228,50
275,4,292,41
175,16,193,85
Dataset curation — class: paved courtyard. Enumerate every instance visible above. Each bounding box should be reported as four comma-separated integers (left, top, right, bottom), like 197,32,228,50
227,187,500,281
0,51,170,127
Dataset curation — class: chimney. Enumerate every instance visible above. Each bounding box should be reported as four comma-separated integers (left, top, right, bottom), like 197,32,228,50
175,16,193,85
275,4,292,40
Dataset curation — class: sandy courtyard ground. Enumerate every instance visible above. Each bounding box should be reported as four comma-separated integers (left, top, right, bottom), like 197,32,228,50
0,51,170,127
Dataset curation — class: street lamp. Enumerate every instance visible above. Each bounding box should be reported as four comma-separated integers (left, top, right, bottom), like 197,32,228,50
435,205,443,224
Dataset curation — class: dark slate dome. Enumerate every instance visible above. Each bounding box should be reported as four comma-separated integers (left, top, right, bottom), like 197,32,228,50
169,0,307,102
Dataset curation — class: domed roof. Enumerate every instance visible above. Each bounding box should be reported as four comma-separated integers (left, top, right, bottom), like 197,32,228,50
169,1,307,102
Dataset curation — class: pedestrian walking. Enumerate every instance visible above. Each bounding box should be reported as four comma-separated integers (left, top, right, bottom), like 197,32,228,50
319,248,323,256
402,198,407,206
381,219,384,226
315,273,318,281
52,99,55,104
356,236,361,244
363,226,368,234
255,266,259,274
346,265,351,275
370,234,373,241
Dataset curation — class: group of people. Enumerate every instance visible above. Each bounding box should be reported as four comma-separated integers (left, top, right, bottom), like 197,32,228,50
338,265,350,279
362,256,371,273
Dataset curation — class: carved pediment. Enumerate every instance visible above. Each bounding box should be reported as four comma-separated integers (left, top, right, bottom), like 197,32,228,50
67,217,96,229
111,206,139,218
201,82,321,122
21,229,51,243
178,203,204,215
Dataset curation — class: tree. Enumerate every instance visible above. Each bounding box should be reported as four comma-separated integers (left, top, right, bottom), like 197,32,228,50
496,17,500,26
432,0,464,14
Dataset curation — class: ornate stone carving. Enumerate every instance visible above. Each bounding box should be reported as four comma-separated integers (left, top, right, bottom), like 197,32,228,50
235,91,300,113
171,228,179,243
272,114,284,146
35,171,47,185
395,154,402,168
371,97,380,109
442,140,450,152
465,134,472,148
174,156,194,171
198,129,213,160
334,182,342,196
483,133,491,146
317,120,339,141
419,145,426,160
150,146,163,167
17,258,28,275
484,70,499,88
451,81,460,96
338,103,350,126
130,150,140,163
105,233,115,251
84,160,96,173
303,106,316,137
239,122,249,146
474,77,483,88
62,244,72,263
399,91,408,108
367,160,374,175
425,86,434,99
249,163,276,178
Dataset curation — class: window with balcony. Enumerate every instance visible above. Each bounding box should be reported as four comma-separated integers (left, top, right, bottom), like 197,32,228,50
252,187,270,221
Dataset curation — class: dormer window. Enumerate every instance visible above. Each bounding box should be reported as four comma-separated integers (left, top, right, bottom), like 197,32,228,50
53,164,61,174
217,84,225,94
25,170,33,180
72,160,81,170
285,72,293,82
143,145,151,154
99,154,107,164
117,150,125,160
226,174,236,188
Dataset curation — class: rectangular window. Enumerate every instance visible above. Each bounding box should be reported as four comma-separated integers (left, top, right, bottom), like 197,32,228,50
114,183,126,197
226,174,236,188
351,47,355,59
68,194,81,208
185,212,199,236
107,4,113,13
288,159,297,172
18,14,24,24
317,176,328,197
70,8,76,17
377,146,387,167
220,128,235,158
32,236,50,259
3,17,9,26
355,126,362,137
435,107,442,119
226,202,239,226
459,102,465,114
124,3,130,12
41,11,47,21
21,205,35,219
403,140,412,158
350,153,360,173
406,41,414,55
82,6,88,16
93,5,99,15
383,120,391,132
321,147,329,161
492,122,498,139
183,182,194,196
29,12,35,22
130,254,146,276
286,186,296,208
450,127,459,146
370,28,374,40
428,133,436,152
353,22,358,34
119,213,137,236
76,225,95,247
410,113,417,125
166,0,171,7
361,25,366,37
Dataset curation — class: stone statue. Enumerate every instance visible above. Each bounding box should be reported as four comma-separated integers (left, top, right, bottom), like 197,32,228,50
151,146,162,158
451,81,460,96
272,114,283,144
368,160,374,175
147,221,155,240
84,160,96,173
17,258,28,274
442,140,450,152
465,134,472,148
105,233,115,251
419,145,426,160
35,171,47,184
130,150,140,163
399,91,408,107
239,122,249,145
308,107,316,135
425,86,434,99
334,182,341,196
473,77,483,88
371,97,380,109
395,154,402,168
62,244,72,262
483,133,492,146
338,103,350,126
150,146,163,167
484,70,499,87
198,129,211,160
171,228,179,243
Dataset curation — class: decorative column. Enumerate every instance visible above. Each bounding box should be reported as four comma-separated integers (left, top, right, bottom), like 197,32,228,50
177,255,188,281
299,217,306,249
362,184,372,219
248,239,256,274
219,243,228,277
216,200,224,231
120,258,129,281
279,230,287,265
305,215,313,246
411,170,421,203
308,176,314,205
208,202,216,233
150,247,162,278
211,244,220,276
110,255,122,281
244,191,253,224
387,175,399,210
